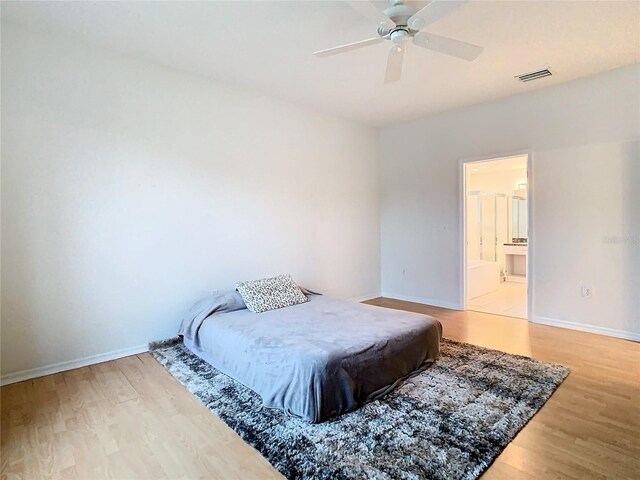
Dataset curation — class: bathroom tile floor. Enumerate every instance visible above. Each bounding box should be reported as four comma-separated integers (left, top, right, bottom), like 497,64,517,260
468,282,527,319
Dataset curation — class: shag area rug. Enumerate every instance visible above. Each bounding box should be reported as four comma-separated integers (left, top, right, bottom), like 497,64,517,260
150,338,568,480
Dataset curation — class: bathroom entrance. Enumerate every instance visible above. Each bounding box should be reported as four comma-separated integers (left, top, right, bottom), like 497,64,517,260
462,154,529,319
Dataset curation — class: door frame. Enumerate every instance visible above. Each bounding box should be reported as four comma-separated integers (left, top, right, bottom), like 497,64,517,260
459,150,534,319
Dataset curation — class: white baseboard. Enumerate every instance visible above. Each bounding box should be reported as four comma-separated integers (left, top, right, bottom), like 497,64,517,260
380,292,463,311
0,344,149,387
348,292,382,302
531,315,640,342
5,314,632,388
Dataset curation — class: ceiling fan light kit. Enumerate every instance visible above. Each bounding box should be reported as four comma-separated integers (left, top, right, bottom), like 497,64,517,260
314,0,484,84
390,29,408,45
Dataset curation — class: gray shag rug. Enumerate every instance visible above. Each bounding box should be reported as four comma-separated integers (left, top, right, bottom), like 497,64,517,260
150,338,568,480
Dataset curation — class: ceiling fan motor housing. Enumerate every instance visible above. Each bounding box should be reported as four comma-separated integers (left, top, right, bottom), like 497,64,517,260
384,2,414,27
379,1,420,40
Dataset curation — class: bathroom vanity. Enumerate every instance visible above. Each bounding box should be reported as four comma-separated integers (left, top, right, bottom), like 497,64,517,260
504,243,527,283
505,195,528,283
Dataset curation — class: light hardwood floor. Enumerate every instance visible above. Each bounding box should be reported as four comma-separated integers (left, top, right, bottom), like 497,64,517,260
2,298,639,479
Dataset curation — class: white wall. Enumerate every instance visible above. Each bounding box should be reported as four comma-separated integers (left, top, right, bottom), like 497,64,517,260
1,24,380,378
380,64,640,338
466,168,527,197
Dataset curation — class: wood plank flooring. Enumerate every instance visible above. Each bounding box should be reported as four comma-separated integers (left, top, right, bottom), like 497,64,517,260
2,298,639,479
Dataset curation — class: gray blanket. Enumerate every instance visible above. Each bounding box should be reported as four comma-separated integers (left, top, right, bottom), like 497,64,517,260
179,293,442,422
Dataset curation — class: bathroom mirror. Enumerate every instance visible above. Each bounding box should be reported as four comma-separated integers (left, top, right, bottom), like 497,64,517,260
512,197,527,240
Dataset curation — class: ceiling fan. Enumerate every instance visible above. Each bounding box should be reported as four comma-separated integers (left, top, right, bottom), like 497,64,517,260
313,0,483,83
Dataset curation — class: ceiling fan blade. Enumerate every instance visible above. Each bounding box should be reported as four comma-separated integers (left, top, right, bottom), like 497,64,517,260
408,0,467,31
384,45,404,84
413,32,483,61
314,37,384,57
345,0,395,29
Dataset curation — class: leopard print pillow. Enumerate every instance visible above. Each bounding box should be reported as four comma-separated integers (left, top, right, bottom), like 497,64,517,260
236,274,309,313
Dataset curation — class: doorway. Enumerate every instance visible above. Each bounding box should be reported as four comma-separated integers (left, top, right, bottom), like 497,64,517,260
462,154,529,319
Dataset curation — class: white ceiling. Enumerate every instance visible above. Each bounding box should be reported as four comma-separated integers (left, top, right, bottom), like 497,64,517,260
467,155,527,174
3,1,639,127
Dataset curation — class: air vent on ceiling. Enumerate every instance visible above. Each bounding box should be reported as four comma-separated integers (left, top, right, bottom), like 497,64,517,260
514,69,553,82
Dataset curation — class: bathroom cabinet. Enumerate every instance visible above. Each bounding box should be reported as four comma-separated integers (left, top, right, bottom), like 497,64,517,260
504,244,527,283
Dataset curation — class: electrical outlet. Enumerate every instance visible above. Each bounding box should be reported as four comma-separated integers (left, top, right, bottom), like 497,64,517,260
581,286,593,298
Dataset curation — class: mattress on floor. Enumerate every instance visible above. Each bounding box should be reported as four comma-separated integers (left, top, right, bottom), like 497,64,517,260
183,295,442,423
